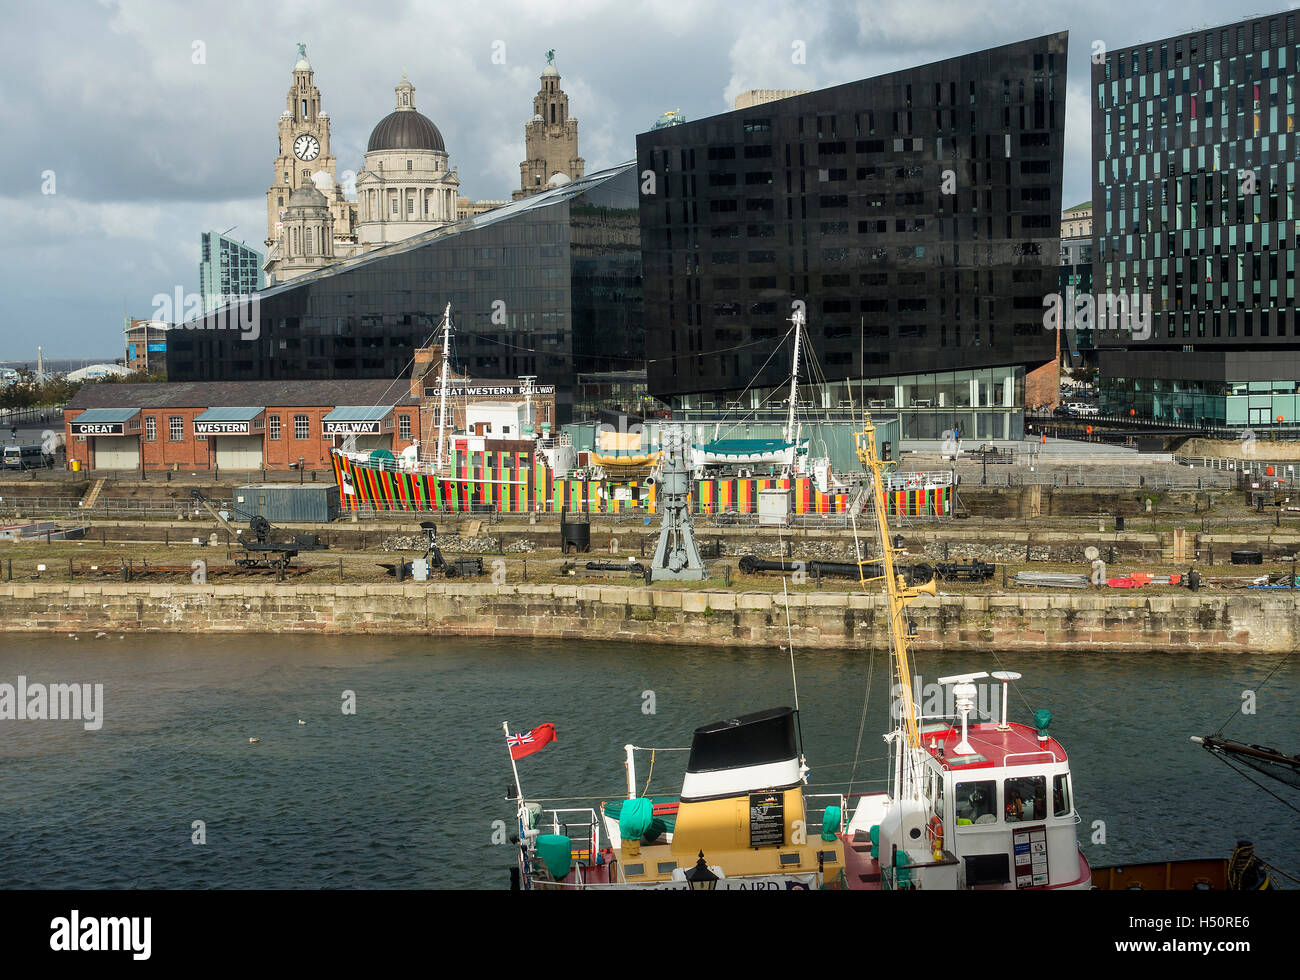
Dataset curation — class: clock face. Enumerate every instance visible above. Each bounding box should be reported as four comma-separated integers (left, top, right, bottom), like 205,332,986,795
293,134,320,161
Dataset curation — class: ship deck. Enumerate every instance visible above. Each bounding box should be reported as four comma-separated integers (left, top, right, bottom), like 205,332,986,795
920,720,1068,769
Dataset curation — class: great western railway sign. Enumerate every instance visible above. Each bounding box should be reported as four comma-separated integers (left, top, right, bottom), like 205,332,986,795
193,421,252,435
69,421,126,436
423,384,556,398
323,420,383,436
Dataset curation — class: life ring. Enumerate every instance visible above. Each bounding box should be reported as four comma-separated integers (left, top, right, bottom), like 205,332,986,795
928,815,944,853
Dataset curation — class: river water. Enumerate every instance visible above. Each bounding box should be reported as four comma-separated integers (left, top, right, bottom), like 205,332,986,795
0,633,1295,889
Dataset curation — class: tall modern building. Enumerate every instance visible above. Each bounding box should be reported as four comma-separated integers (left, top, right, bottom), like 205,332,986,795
168,163,642,423
1093,10,1300,427
199,232,265,312
636,33,1068,441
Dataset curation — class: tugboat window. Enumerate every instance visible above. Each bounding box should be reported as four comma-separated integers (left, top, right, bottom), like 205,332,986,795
1003,775,1046,822
955,780,996,824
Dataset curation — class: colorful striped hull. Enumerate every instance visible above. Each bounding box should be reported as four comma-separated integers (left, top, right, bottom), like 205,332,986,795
332,452,951,517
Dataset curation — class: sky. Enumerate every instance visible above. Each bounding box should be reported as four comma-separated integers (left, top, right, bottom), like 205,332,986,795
1,0,1295,361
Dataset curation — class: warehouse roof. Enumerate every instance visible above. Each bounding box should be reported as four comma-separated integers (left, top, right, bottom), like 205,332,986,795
66,380,418,411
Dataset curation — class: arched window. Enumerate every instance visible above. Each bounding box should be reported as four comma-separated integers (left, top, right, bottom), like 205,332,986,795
301,99,307,119
305,227,312,254
550,104,555,124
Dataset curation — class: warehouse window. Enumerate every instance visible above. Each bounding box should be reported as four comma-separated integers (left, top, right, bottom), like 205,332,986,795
399,415,411,439
145,416,156,442
269,415,281,441
294,415,309,440
169,416,182,442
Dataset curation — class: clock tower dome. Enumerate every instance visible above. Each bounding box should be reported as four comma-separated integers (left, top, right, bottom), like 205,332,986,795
264,44,356,252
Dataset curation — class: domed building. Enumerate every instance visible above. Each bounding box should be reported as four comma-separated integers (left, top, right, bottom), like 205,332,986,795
272,182,335,282
355,74,461,247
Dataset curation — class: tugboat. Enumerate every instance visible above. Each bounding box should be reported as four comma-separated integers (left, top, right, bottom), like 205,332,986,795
504,414,1093,890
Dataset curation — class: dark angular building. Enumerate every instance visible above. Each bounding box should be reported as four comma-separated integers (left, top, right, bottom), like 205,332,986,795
1093,10,1300,427
636,33,1067,440
168,163,642,423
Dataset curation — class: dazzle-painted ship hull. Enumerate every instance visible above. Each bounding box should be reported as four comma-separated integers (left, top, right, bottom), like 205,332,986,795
331,449,952,517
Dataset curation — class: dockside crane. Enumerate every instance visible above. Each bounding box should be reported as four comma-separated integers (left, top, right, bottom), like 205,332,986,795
190,489,327,570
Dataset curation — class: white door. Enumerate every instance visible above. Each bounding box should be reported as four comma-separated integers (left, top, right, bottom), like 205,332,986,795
215,435,264,469
93,438,139,470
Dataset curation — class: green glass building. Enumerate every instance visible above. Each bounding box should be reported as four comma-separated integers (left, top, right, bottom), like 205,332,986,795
1093,10,1300,428
199,232,266,314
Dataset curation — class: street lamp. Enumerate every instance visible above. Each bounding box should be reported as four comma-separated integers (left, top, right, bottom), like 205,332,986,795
683,850,718,891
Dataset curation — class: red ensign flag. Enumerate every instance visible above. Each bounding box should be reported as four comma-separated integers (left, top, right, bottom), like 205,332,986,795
508,723,557,760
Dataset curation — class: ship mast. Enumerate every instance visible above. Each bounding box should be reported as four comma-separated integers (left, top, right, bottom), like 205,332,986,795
434,303,452,472
855,416,934,800
784,308,804,441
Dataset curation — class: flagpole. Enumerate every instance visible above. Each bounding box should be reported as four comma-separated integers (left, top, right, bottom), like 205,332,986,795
503,721,525,809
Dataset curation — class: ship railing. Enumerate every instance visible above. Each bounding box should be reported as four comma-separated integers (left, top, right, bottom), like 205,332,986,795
1002,750,1060,766
880,852,961,891
536,806,603,862
804,793,849,836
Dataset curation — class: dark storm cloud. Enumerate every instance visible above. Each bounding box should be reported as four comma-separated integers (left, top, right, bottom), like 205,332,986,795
0,0,1295,357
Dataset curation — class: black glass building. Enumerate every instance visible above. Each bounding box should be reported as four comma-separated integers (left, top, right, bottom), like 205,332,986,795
168,163,643,423
1092,10,1300,427
636,34,1067,440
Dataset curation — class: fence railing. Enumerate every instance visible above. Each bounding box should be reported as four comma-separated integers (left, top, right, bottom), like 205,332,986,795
0,496,231,519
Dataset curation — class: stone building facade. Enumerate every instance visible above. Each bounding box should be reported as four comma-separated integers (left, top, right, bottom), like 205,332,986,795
263,44,357,257
514,53,584,199
356,75,461,247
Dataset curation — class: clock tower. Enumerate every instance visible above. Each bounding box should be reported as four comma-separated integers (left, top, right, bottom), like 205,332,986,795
265,44,355,251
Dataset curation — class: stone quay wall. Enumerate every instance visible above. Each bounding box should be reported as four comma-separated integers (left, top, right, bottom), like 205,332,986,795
0,583,1295,653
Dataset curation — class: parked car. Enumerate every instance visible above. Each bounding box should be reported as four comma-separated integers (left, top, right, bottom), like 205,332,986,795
2,444,53,470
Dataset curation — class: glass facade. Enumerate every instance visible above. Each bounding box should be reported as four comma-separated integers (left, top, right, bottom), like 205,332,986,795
1092,10,1300,425
199,232,265,313
673,366,1024,440
169,165,643,423
1058,236,1094,359
1099,375,1300,425
636,33,1067,413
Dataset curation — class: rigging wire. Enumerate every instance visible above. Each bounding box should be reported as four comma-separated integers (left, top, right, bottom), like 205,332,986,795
1205,750,1300,816
1212,649,1294,737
